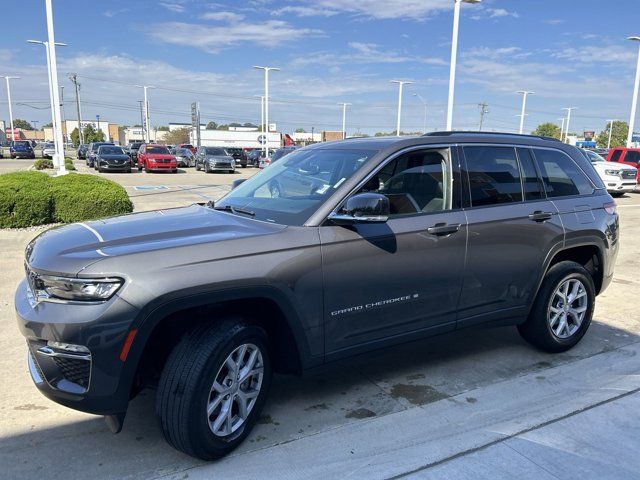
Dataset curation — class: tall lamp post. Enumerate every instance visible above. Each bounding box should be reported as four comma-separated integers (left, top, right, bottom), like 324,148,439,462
254,94,265,157
413,93,428,134
0,75,19,143
516,91,534,134
390,80,412,136
446,0,482,131
338,102,351,139
626,36,640,147
606,119,616,149
558,118,565,141
253,66,279,159
562,107,576,143
44,0,66,174
135,85,155,143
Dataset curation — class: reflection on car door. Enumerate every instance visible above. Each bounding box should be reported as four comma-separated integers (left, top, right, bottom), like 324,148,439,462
320,146,468,357
457,146,565,326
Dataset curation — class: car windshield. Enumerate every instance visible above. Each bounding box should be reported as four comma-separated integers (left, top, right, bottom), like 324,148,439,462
44,143,54,148
583,150,605,163
130,143,142,150
271,149,295,162
14,141,30,147
92,143,112,151
216,148,376,225
204,147,227,156
99,146,125,155
174,148,192,156
147,146,170,154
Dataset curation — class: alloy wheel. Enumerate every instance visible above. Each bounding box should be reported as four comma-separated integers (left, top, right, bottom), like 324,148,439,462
548,278,588,339
206,343,264,437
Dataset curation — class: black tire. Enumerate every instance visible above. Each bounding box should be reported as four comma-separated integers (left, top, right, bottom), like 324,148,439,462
610,192,625,197
127,168,132,173
204,162,210,173
195,161,201,171
518,261,595,353
156,320,272,460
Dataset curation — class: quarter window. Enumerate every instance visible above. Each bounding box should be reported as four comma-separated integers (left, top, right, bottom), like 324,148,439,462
356,148,457,216
625,151,640,165
533,149,594,198
464,146,523,206
517,148,544,201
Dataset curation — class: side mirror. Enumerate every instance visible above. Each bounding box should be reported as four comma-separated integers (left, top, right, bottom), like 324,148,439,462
329,193,390,225
231,179,247,190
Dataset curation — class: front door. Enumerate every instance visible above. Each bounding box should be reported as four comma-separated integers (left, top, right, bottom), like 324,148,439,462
320,146,467,356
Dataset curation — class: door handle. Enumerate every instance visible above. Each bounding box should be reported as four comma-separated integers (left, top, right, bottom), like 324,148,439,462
427,223,461,236
528,211,553,222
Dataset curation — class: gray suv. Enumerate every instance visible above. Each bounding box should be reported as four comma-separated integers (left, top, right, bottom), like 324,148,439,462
15,132,619,460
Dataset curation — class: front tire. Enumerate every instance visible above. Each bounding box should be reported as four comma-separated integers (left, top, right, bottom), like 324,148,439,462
157,320,272,460
518,261,595,353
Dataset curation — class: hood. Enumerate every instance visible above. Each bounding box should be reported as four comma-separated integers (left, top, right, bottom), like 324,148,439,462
146,153,175,160
99,154,130,161
595,161,637,171
205,155,233,161
26,204,285,275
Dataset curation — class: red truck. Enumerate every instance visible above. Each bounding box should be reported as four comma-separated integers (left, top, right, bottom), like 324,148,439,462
606,147,640,173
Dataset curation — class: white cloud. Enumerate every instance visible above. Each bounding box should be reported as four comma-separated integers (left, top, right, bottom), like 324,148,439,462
200,11,245,22
553,45,637,64
159,2,185,13
273,0,452,20
463,46,530,60
487,8,519,18
272,6,340,17
543,19,564,25
147,21,322,53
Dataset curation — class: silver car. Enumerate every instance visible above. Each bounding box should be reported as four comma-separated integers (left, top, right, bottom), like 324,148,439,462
194,146,235,173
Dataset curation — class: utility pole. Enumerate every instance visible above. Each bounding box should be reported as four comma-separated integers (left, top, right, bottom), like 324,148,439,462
135,85,155,143
60,85,66,141
1,76,19,143
338,102,351,139
413,93,428,134
253,66,280,159
138,100,144,140
69,73,83,144
478,102,489,131
562,107,576,143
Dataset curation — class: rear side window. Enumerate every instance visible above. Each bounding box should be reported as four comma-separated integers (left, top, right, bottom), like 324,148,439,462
625,151,640,165
517,148,544,201
464,146,523,206
533,149,594,198
610,150,622,162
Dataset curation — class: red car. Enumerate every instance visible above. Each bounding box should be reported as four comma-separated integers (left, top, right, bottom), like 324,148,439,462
606,147,640,173
178,143,197,154
137,144,177,173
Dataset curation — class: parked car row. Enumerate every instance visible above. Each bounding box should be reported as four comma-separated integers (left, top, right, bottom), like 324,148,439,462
578,146,640,197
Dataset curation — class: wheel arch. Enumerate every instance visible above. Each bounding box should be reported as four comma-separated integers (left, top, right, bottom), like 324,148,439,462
539,241,605,297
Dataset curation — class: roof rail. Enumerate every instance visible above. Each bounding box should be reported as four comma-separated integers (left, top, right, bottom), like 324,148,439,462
422,131,561,142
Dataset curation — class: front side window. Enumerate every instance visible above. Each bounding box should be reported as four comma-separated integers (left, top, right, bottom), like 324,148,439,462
533,148,595,198
354,148,457,216
217,148,375,225
610,150,622,162
464,146,523,206
204,147,227,156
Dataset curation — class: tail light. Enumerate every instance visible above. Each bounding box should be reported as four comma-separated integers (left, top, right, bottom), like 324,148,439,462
603,202,617,215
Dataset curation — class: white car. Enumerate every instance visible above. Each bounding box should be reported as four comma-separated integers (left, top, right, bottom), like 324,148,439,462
42,143,56,159
582,149,637,196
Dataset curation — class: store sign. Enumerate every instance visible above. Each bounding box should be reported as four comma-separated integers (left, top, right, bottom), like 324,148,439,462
257,134,267,145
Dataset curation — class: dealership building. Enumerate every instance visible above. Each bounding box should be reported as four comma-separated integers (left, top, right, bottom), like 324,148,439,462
192,126,282,150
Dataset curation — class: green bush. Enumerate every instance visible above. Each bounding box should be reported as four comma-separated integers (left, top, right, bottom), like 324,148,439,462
64,158,76,171
0,171,54,228
0,171,133,227
34,159,54,170
50,174,132,223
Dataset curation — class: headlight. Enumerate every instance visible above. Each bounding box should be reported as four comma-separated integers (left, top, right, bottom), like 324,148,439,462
31,274,123,302
604,169,620,176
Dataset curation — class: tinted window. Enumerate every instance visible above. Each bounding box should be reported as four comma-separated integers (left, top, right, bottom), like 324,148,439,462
625,151,640,164
99,146,125,155
610,150,622,162
533,149,594,198
357,148,458,216
464,146,523,206
204,147,227,155
582,149,605,163
146,146,170,154
517,148,544,201
14,141,31,147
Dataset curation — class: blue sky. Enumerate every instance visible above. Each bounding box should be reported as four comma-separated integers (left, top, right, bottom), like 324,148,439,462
1,0,639,136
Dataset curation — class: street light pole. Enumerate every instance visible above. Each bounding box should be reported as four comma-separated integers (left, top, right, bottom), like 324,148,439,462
626,37,640,147
68,73,83,144
254,94,265,156
390,80,412,136
516,90,534,134
558,118,565,141
413,93,428,134
44,0,66,174
338,102,351,139
607,119,616,149
135,85,155,143
446,0,482,131
0,76,19,143
253,66,280,159
562,107,575,143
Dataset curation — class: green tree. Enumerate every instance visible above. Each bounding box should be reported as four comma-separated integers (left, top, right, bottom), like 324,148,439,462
295,128,306,133
13,119,33,130
70,127,80,146
42,122,53,129
532,122,562,139
597,120,628,148
206,121,218,130
162,127,190,145
157,125,170,132
82,124,105,143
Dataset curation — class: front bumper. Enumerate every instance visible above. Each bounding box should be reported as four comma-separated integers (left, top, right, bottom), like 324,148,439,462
12,152,35,158
99,162,131,171
15,279,138,415
207,162,235,171
146,162,177,171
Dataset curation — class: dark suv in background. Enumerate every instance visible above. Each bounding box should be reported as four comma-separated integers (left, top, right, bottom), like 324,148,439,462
10,140,36,159
16,132,618,461
225,147,248,168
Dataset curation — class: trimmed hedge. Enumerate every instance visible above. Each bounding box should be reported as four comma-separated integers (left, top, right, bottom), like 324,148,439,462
50,174,132,223
0,172,53,228
34,159,54,170
0,171,132,228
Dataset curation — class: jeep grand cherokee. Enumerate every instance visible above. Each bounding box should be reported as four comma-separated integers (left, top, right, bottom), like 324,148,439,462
15,132,619,460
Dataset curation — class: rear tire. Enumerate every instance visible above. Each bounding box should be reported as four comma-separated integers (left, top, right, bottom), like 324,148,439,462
156,320,272,460
518,261,595,353
204,162,210,173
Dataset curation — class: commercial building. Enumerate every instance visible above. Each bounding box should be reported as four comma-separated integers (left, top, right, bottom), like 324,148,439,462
291,131,322,144
192,127,282,150
43,120,120,143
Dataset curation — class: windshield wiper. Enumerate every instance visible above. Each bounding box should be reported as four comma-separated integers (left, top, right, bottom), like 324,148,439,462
212,204,255,217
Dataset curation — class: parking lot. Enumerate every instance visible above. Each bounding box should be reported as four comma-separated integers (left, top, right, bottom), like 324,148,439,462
0,156,639,479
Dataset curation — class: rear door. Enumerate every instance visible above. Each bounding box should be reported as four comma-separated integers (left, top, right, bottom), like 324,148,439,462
458,145,565,326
